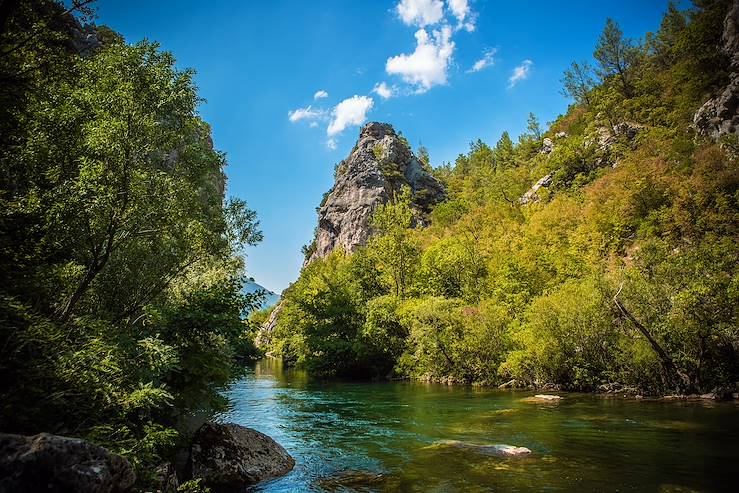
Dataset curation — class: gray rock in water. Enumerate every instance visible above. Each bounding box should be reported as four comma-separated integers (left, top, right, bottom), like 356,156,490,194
307,122,446,264
694,0,739,140
189,423,294,492
426,440,532,457
0,432,135,493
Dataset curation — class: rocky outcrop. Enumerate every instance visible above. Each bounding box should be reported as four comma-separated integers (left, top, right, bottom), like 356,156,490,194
0,432,135,493
188,423,294,492
519,173,553,205
307,122,446,263
694,0,739,140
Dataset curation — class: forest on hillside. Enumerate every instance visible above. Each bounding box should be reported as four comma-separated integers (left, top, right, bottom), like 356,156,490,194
267,0,739,395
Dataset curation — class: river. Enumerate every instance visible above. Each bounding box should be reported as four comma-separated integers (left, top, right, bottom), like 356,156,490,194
216,357,739,492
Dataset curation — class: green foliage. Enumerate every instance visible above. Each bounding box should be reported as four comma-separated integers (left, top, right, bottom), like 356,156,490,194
0,2,263,486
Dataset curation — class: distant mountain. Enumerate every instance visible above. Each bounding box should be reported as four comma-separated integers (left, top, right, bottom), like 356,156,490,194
243,280,280,310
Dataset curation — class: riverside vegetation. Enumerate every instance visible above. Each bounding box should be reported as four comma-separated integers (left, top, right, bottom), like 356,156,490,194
0,1,265,489
267,0,739,396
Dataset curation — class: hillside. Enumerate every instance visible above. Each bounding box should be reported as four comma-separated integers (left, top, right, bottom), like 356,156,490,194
268,0,739,395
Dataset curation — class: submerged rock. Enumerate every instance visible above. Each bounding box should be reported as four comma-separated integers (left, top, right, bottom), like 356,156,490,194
521,394,562,403
316,469,401,491
425,440,532,457
188,423,294,492
0,432,135,493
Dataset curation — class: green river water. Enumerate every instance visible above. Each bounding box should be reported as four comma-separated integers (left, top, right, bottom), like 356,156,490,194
217,357,739,492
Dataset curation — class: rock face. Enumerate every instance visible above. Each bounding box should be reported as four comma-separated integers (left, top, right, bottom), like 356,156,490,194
694,0,739,140
307,122,446,264
0,432,135,493
189,423,295,492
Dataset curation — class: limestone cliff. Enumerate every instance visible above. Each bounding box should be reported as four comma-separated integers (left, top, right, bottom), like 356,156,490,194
305,122,446,264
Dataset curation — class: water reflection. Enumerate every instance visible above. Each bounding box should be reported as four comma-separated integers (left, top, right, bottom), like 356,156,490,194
217,358,739,492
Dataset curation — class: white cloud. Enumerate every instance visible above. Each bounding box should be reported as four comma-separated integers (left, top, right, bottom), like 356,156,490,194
327,95,374,137
327,138,337,150
447,0,475,31
396,0,444,27
313,90,328,100
386,25,454,92
373,82,394,99
309,121,319,128
288,105,325,123
508,59,533,88
467,48,497,73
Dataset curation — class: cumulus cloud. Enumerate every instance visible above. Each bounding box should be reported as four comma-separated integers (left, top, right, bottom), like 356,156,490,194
467,48,497,73
386,25,454,92
396,0,444,27
373,81,394,99
447,0,475,31
313,90,329,100
288,105,325,123
327,95,374,137
508,59,533,88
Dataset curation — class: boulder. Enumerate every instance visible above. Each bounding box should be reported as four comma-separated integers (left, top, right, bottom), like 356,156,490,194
0,432,135,493
189,423,294,492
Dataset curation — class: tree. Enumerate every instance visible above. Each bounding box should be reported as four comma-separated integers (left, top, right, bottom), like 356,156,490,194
494,131,515,170
417,143,431,171
652,1,687,66
368,188,420,298
593,18,641,97
526,112,542,140
560,60,597,105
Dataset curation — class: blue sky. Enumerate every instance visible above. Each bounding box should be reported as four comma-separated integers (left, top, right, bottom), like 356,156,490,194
95,0,673,293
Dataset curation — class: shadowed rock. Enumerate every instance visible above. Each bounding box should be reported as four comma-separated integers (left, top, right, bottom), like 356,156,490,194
0,432,135,493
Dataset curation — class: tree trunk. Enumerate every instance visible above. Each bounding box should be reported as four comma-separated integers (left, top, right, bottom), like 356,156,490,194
613,284,692,391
